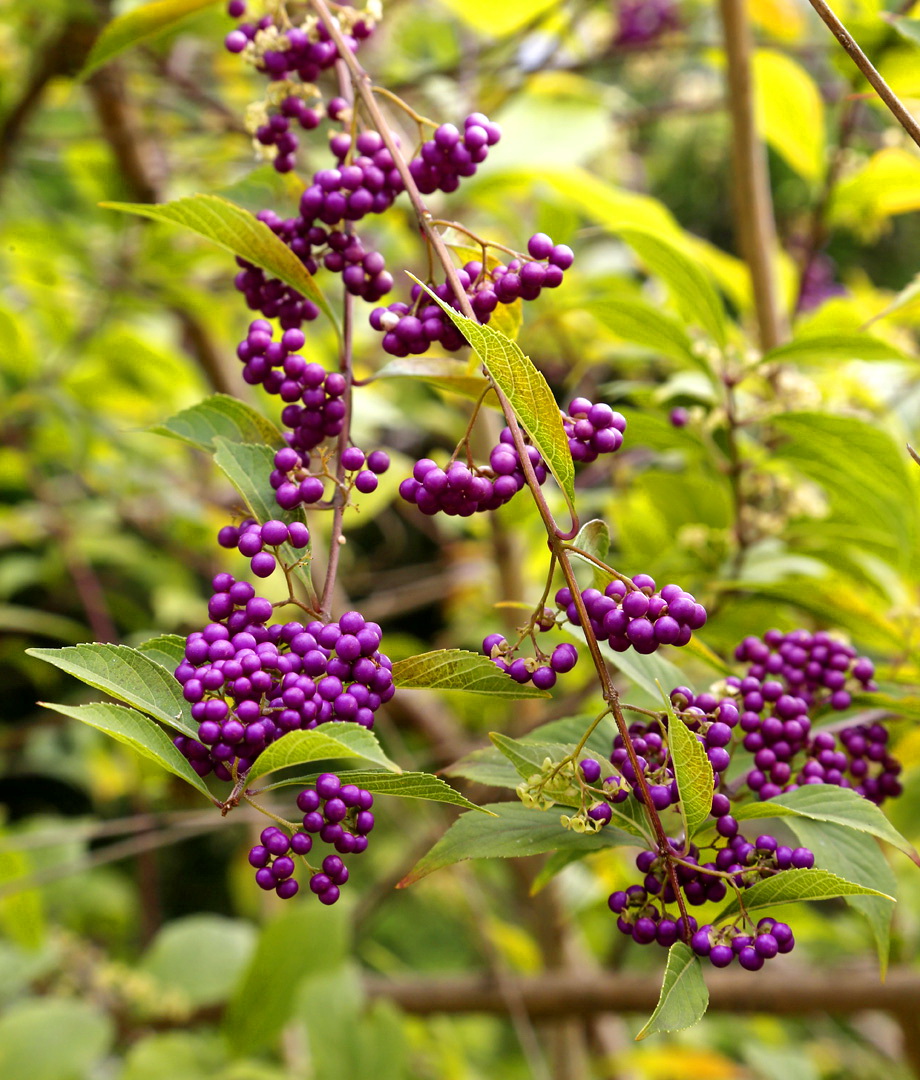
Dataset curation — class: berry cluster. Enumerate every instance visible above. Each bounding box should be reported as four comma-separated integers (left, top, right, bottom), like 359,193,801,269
609,832,810,966
556,577,707,655
371,234,572,357
409,115,502,194
398,430,546,517
803,724,902,804
614,0,681,46
247,773,375,903
235,252,321,329
217,517,309,579
272,443,390,512
483,631,578,690
563,398,626,462
172,593,394,779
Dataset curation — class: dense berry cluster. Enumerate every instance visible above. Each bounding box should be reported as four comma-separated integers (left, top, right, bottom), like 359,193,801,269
217,517,309,578
272,443,390,512
556,577,707,655
247,773,374,902
609,833,809,966
614,0,681,46
172,594,394,779
399,429,546,517
371,234,572,357
409,115,502,193
563,398,626,462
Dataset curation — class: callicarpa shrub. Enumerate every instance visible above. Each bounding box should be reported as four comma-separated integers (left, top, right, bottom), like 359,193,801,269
29,0,915,1036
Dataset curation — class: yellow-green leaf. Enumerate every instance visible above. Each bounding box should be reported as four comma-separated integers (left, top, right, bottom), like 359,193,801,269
753,49,825,182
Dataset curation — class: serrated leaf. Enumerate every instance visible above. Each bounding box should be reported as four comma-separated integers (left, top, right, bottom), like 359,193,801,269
761,333,906,367
444,746,522,789
81,0,221,78
732,785,916,859
373,357,491,403
617,229,727,348
254,769,488,812
588,298,705,370
39,702,213,800
248,724,401,781
635,943,708,1040
715,867,893,922
137,634,187,671
408,276,577,517
785,818,895,978
152,394,284,452
211,438,314,600
101,195,338,334
391,649,551,698
659,686,713,840
400,802,639,886
25,644,195,738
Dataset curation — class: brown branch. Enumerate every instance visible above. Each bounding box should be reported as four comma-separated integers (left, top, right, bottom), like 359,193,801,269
807,0,920,149
718,0,788,351
364,966,920,1019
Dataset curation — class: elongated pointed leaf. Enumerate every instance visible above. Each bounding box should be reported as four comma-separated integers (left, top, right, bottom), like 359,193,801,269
786,818,895,978
391,649,550,698
153,394,284,453
588,298,704,370
569,519,613,589
617,228,727,348
732,785,916,859
249,724,401,781
409,276,577,516
681,636,732,676
25,643,195,738
400,802,638,886
102,195,338,333
372,357,492,403
39,702,213,799
254,769,487,812
211,438,314,600
660,687,713,840
761,333,906,367
635,943,708,1040
715,868,893,922
81,0,221,78
138,634,187,671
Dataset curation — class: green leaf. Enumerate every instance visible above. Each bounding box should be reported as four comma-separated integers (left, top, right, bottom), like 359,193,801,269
715,868,893,922
224,905,348,1055
785,819,896,978
761,333,907,367
0,604,85,643
401,802,639,886
137,634,187,671
211,438,314,600
373,357,491,403
102,195,338,334
391,649,551,698
248,723,401,781
569,518,612,589
152,394,284,453
25,643,195,737
659,687,713,840
753,49,825,182
443,746,522,789
0,999,113,1080
80,0,221,79
140,916,256,1008
588,298,704,370
889,15,920,47
255,769,487,812
38,702,213,800
732,785,916,859
409,275,577,516
635,943,708,1040
617,228,727,348
562,624,688,701
681,636,732,676
0,850,44,951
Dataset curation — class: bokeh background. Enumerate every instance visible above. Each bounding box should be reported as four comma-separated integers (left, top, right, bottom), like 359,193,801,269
4,0,920,1076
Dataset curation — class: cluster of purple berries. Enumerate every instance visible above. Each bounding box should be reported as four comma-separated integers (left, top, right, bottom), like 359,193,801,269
563,398,626,462
236,321,332,403
172,592,394,779
409,115,502,194
482,633,578,690
614,0,681,46
690,918,795,970
398,429,546,517
224,3,372,172
272,444,390,512
217,517,309,579
371,234,572,358
247,773,374,902
556,576,706,655
235,253,321,329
